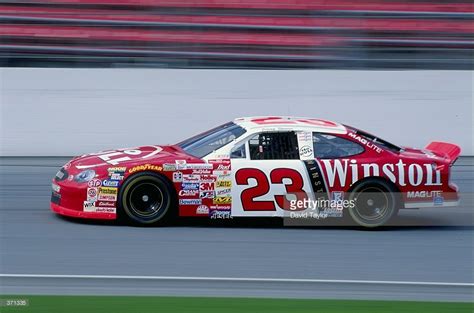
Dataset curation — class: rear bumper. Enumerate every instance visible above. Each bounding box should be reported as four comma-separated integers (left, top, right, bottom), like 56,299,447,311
404,200,460,209
51,203,116,220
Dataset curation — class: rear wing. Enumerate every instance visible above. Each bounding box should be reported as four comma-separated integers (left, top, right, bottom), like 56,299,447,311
425,142,461,164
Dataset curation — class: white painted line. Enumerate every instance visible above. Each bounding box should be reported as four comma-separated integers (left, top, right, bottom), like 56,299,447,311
1,274,473,287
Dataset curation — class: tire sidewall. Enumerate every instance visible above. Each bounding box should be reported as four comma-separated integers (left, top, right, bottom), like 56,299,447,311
118,172,174,225
348,179,399,228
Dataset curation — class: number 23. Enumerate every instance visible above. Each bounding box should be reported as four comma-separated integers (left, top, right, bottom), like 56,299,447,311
235,168,307,211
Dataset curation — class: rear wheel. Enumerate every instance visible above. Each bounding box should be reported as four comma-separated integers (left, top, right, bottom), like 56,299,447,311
348,179,399,228
119,172,175,225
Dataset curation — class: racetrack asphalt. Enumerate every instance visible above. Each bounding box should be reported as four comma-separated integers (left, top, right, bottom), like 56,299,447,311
0,157,473,301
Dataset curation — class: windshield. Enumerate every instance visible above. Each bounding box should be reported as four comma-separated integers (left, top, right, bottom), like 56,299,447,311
178,122,247,158
345,125,402,153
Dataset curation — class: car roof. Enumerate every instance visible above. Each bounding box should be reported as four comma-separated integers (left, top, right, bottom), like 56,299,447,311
233,116,347,134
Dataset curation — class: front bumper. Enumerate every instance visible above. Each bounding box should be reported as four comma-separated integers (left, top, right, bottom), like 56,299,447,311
51,202,116,220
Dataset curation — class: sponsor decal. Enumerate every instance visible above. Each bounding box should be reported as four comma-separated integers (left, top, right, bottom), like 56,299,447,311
98,187,118,201
182,183,199,190
99,187,118,195
186,163,214,170
319,207,343,218
108,167,126,173
128,164,162,174
200,175,216,183
213,197,232,205
84,201,116,213
87,179,102,188
192,169,212,175
83,201,96,211
215,164,231,171
407,190,442,199
320,159,442,188
173,172,183,183
297,132,312,141
179,199,202,205
216,180,232,188
215,188,231,197
51,183,60,193
87,187,98,201
94,207,116,213
97,201,115,207
213,170,231,175
213,170,231,180
110,173,124,181
304,159,328,195
210,204,231,211
175,160,187,170
297,131,314,160
199,191,215,199
200,182,214,191
331,191,344,202
102,179,119,187
67,175,74,181
434,196,444,206
210,210,232,219
98,194,117,201
348,132,383,153
179,189,199,197
299,145,313,158
163,163,177,171
196,205,209,215
183,174,200,183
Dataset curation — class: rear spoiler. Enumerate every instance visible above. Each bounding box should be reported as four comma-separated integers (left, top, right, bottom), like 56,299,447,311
425,142,461,164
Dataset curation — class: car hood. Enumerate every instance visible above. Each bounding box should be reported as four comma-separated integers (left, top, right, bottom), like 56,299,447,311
68,145,198,172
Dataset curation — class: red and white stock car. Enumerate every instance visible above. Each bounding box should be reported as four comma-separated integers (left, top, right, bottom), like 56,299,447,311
51,116,461,228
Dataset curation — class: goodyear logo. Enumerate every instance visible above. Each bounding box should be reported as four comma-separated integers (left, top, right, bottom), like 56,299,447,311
213,197,232,205
128,164,163,174
215,180,231,188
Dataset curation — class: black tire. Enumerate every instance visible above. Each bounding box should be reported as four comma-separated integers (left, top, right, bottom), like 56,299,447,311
118,172,176,226
348,179,399,228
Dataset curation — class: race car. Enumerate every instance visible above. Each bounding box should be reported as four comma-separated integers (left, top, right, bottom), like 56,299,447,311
51,116,461,228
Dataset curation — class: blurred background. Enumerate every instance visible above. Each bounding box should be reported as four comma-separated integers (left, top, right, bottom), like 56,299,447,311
0,1,473,307
1,0,473,69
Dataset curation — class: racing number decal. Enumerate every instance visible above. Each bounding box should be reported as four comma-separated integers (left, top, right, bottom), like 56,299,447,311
270,169,307,210
235,169,274,211
235,168,308,211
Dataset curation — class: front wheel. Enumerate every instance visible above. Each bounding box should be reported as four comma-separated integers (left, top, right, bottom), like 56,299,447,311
348,179,399,228
119,172,176,225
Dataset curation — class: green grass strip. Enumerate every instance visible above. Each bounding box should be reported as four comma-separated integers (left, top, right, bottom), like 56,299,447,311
0,296,472,313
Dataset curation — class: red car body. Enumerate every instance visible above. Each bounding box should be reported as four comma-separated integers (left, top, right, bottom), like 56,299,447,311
51,116,460,226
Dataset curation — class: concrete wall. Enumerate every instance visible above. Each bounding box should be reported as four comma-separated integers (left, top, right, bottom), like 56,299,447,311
0,68,472,156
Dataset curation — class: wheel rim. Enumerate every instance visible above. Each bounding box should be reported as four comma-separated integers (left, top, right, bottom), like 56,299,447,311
354,186,389,221
128,182,164,218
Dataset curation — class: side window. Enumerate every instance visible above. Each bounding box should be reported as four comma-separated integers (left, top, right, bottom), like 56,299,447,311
230,144,246,159
249,132,299,160
313,133,364,159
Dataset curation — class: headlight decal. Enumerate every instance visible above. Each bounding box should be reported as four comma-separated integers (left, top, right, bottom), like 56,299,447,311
74,170,96,183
